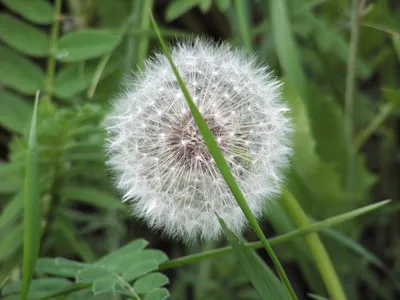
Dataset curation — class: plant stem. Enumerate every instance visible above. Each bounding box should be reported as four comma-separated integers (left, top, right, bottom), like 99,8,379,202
354,101,396,150
159,199,389,271
344,0,362,191
125,0,154,74
44,0,62,100
281,189,347,300
234,0,252,53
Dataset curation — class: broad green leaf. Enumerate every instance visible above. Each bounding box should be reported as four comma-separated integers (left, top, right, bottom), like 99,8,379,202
1,0,53,24
36,258,88,277
0,224,22,263
0,46,44,95
3,278,71,297
0,193,23,230
393,36,400,61
165,0,198,21
57,30,120,62
0,90,33,133
104,250,168,273
92,277,117,295
122,261,159,282
218,217,287,300
21,93,41,300
60,186,126,210
322,228,385,270
0,162,23,194
77,267,112,283
216,0,231,12
144,288,169,300
97,239,149,265
0,14,49,56
54,60,119,99
133,273,169,295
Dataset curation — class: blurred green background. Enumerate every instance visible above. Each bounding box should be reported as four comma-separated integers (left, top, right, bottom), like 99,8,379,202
0,0,399,299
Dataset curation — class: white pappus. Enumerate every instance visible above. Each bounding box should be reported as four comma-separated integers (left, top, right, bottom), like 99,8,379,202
105,38,292,243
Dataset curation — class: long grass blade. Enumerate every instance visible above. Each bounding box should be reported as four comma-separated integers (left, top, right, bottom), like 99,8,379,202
21,91,41,300
149,11,297,300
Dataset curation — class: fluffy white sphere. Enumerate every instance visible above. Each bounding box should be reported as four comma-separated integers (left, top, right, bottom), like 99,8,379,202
105,39,292,242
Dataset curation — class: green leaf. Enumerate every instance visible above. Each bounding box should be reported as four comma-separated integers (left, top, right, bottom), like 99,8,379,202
0,162,23,194
21,92,41,300
96,239,149,265
0,45,44,95
77,267,112,283
143,288,170,300
216,0,231,12
104,250,168,274
322,228,385,270
0,14,49,56
218,217,288,300
133,273,169,295
36,258,88,278
54,60,119,99
1,0,53,24
3,278,71,297
0,224,22,263
165,0,198,21
60,186,126,210
0,193,23,230
57,30,120,62
122,261,159,282
92,277,117,295
392,36,400,61
0,90,33,133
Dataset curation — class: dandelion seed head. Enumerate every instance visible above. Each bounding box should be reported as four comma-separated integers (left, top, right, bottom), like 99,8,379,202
105,38,292,243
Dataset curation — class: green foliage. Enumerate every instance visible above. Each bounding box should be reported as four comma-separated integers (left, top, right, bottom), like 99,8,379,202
0,0,399,299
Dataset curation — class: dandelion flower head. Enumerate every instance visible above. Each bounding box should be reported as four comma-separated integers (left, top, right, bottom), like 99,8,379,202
105,39,292,242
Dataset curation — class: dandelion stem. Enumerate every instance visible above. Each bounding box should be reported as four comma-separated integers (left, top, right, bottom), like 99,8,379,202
44,0,62,100
281,189,347,300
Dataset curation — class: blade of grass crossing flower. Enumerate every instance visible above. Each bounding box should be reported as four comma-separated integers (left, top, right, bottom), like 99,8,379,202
149,12,297,300
35,200,390,300
282,189,347,300
159,199,390,270
21,91,41,300
218,216,288,300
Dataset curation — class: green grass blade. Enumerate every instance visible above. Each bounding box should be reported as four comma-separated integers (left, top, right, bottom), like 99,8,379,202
33,199,390,300
234,0,252,53
149,11,297,299
281,189,347,300
21,91,41,300
218,216,288,300
160,199,390,270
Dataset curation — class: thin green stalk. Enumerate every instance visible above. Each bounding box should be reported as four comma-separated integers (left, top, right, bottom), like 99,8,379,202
234,0,252,53
281,189,347,300
354,101,396,150
344,0,362,191
125,0,154,74
159,199,389,270
44,0,62,100
35,199,389,300
21,92,41,300
150,12,297,300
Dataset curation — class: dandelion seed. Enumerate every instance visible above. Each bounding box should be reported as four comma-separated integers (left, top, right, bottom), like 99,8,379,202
105,38,292,242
